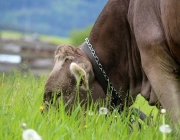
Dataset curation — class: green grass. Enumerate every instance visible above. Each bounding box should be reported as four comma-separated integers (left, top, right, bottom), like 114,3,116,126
40,35,71,45
0,72,177,140
0,30,22,39
0,30,71,45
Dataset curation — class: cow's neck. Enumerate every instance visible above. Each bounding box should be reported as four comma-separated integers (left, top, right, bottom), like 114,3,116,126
85,0,142,102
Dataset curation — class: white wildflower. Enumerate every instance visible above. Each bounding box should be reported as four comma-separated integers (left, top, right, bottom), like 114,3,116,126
22,129,42,140
22,123,42,140
161,109,166,114
159,124,172,133
99,107,108,115
87,111,94,116
22,123,27,130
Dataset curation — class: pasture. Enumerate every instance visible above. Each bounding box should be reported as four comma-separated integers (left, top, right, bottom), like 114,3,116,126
0,71,178,140
0,30,71,45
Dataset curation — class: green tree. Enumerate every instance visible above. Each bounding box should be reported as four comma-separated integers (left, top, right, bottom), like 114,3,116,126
70,25,92,46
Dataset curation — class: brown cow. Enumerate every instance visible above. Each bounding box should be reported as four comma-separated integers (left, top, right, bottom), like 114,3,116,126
44,0,180,125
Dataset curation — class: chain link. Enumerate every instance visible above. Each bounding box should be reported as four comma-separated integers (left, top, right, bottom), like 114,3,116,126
85,38,122,100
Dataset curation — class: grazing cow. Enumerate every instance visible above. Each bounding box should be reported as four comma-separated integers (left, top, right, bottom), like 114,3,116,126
44,0,180,124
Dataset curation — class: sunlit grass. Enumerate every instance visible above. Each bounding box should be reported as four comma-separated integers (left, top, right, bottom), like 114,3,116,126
0,72,177,139
132,94,159,120
0,30,22,39
0,30,71,45
40,35,71,45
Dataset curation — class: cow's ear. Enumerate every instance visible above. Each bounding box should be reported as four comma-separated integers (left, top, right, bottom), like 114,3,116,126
70,62,89,90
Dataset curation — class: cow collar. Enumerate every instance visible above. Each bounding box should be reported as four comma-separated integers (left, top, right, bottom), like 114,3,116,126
80,38,124,112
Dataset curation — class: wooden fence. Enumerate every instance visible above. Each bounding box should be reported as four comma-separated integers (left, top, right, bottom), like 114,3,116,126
0,37,57,75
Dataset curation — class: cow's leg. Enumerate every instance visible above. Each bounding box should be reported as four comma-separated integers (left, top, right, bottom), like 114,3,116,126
139,42,180,124
160,0,180,64
129,0,180,124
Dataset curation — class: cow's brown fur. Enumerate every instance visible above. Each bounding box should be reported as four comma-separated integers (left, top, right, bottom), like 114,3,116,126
54,44,75,63
44,44,106,110
44,0,180,125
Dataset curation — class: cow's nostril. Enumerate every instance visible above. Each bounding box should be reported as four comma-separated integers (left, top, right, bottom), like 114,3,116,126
48,92,61,104
57,92,61,98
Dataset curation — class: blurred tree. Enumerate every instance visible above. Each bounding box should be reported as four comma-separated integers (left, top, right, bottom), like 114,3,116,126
0,0,107,36
70,25,92,46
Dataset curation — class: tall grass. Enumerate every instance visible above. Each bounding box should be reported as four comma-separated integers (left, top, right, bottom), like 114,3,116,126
0,72,177,139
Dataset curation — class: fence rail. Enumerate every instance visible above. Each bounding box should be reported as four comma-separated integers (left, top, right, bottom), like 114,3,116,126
0,38,57,75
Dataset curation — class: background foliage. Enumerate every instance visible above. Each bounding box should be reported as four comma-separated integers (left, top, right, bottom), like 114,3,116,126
0,0,107,37
70,25,92,46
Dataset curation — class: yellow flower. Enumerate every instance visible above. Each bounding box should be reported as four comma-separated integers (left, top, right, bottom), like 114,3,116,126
40,106,44,110
84,125,87,129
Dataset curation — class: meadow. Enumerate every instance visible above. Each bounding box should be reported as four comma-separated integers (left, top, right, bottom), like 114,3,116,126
0,30,71,45
0,71,178,140
0,30,179,139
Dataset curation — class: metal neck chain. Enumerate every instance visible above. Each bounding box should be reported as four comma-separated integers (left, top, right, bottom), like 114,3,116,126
85,38,123,109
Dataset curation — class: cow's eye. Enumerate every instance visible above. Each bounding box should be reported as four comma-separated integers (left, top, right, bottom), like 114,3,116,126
65,58,68,62
79,78,83,86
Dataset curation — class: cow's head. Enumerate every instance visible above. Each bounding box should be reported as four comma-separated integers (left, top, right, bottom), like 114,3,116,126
43,44,106,111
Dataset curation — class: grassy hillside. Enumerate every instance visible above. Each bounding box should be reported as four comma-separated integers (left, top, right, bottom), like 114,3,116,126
0,30,71,45
0,72,177,139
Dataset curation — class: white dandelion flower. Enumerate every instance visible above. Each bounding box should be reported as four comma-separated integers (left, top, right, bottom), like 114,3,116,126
159,124,172,133
87,111,94,116
22,123,27,130
161,109,166,114
22,123,42,140
22,129,42,140
99,107,108,115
